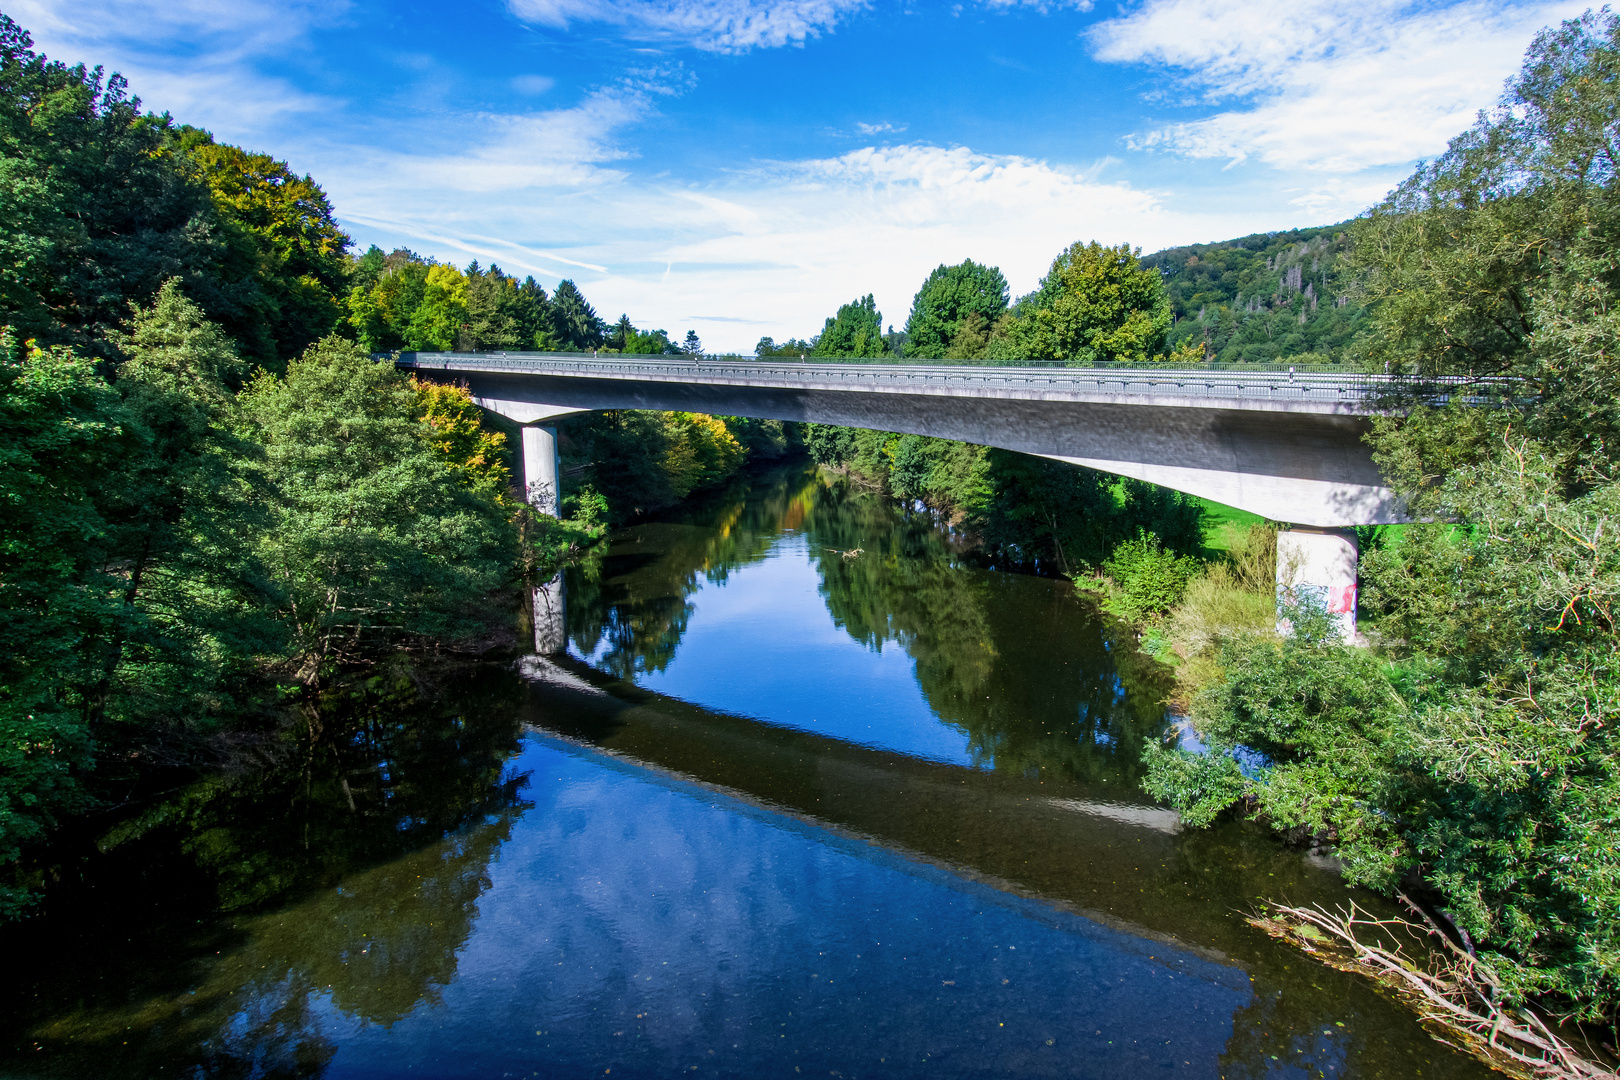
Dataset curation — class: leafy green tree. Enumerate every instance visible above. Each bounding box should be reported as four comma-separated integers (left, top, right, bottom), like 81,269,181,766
943,311,1000,360
412,376,510,500
404,264,467,352
805,423,857,466
681,330,703,355
97,283,277,727
626,327,678,354
551,279,603,351
177,129,351,364
810,294,889,358
903,260,1009,359
346,250,428,352
661,412,744,497
347,253,559,354
0,17,237,362
239,336,514,682
0,283,277,914
755,336,815,358
1151,11,1620,1027
0,332,120,914
991,241,1171,365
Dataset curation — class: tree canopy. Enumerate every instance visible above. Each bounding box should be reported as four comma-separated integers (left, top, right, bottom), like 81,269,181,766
810,294,889,358
991,241,1171,365
903,260,1009,359
1147,9,1620,1028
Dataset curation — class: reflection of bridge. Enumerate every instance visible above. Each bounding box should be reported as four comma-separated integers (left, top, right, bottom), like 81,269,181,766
399,351,1403,637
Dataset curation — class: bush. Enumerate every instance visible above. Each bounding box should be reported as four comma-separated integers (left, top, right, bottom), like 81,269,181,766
1101,532,1201,622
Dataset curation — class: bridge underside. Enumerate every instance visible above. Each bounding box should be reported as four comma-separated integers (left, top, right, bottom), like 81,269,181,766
455,370,1399,528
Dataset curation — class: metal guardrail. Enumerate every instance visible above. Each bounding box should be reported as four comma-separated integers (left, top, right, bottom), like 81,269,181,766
391,350,1431,406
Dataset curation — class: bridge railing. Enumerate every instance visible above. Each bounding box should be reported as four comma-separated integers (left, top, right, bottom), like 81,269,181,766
390,351,1481,406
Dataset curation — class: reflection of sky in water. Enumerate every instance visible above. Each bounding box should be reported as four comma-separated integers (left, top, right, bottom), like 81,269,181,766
582,533,979,766
308,735,1254,1079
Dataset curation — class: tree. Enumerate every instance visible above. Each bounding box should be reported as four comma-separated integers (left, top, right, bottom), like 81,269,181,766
412,377,510,500
903,260,1009,359
551,279,603,351
1150,10,1620,1028
756,336,815,358
0,16,237,363
405,264,468,352
991,241,1171,365
0,283,276,914
608,314,634,351
810,294,889,358
239,336,514,682
0,331,121,914
348,254,558,354
682,330,703,355
177,129,351,364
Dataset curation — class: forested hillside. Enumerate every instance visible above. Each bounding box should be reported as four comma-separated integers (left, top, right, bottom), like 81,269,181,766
1141,225,1368,365
0,12,776,917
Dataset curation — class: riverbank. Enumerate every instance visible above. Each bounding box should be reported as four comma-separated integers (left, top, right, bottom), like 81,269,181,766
0,459,1504,1079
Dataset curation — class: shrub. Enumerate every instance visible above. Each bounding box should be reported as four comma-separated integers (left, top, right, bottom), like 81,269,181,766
1101,532,1201,623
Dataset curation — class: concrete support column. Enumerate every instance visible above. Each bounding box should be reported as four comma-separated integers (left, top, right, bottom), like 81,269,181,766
1276,527,1359,641
520,424,560,517
519,423,565,654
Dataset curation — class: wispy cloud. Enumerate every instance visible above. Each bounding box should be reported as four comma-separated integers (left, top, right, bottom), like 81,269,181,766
978,0,1094,11
854,121,905,135
344,139,1275,348
1091,0,1587,175
11,0,342,138
511,74,557,95
505,0,868,52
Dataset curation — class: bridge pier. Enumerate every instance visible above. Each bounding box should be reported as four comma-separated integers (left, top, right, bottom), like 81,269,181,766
518,424,566,654
520,424,561,517
1276,527,1359,641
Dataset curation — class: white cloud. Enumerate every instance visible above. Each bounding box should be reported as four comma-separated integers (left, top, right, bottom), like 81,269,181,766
11,0,340,141
854,121,905,135
334,139,1278,351
1091,0,1588,173
333,88,646,200
505,0,867,52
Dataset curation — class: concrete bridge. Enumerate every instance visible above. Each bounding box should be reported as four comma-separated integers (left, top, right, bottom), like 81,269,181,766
397,351,1415,639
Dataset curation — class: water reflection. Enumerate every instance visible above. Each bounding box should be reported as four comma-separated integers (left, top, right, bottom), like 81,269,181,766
0,671,530,1078
566,464,1175,781
0,463,1498,1080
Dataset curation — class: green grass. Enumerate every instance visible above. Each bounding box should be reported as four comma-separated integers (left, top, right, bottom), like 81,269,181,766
1196,498,1265,553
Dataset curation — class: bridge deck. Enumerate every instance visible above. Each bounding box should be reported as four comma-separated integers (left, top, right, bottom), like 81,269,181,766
395,352,1408,416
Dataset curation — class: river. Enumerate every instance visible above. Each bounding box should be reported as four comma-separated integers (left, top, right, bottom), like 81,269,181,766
0,460,1493,1079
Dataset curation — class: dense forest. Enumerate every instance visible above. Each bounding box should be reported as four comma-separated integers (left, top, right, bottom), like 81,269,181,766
0,12,779,920
1143,226,1368,364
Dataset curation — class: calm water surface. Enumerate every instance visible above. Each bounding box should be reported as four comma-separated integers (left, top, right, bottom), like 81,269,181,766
0,462,1493,1079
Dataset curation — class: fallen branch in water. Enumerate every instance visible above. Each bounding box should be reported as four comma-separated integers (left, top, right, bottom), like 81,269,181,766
1247,897,1617,1079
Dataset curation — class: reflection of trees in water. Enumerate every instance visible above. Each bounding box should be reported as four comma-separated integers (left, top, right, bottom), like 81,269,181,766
566,461,1177,785
565,465,821,677
805,479,1176,784
3,669,531,1079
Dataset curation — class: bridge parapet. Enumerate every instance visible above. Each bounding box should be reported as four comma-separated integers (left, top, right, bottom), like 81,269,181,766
395,351,1446,417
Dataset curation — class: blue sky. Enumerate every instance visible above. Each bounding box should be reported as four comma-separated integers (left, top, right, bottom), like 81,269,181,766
16,0,1587,350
